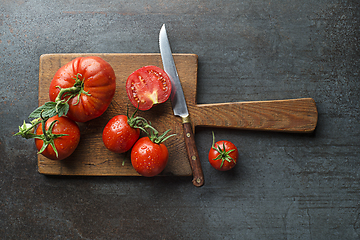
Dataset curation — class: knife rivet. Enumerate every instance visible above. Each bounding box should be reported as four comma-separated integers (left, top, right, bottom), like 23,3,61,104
186,133,191,138
192,156,196,161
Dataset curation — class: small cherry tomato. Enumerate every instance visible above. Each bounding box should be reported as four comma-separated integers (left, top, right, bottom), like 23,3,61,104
102,115,141,154
131,137,169,177
208,132,238,171
126,65,171,111
35,115,80,160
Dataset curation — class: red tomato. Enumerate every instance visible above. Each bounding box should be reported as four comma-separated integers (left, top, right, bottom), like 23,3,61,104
208,133,238,171
126,66,171,110
131,137,169,177
35,115,80,160
49,56,116,122
102,115,140,153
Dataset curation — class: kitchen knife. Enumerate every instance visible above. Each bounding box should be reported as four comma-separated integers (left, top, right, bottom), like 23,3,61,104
159,24,204,187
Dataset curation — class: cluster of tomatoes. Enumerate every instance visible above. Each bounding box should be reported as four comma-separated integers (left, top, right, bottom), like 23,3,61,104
15,56,238,177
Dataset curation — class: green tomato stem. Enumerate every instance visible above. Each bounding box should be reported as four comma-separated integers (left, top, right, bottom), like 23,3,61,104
41,117,49,141
54,86,80,102
54,73,90,104
126,104,176,144
36,118,68,158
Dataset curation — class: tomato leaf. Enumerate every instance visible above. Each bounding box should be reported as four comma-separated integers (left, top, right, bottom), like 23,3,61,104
57,102,69,117
29,102,56,119
29,101,69,119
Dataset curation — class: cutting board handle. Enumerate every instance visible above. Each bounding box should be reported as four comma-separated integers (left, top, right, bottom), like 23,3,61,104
190,98,318,133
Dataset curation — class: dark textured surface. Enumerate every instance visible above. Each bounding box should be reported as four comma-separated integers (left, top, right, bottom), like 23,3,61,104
1,0,359,239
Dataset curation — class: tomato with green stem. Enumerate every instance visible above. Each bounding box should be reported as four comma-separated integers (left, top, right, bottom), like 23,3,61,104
102,108,147,154
34,115,80,160
131,125,175,177
49,56,116,122
208,132,238,171
30,56,116,122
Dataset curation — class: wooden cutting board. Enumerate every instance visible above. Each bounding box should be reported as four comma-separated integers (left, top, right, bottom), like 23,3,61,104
37,53,318,176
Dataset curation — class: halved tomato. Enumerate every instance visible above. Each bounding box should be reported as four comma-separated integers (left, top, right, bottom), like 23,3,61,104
126,66,172,110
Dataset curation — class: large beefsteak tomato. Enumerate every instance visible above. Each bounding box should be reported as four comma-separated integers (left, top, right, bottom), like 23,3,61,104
49,56,116,122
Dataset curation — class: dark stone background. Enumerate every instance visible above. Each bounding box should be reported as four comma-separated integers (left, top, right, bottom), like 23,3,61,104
1,0,359,239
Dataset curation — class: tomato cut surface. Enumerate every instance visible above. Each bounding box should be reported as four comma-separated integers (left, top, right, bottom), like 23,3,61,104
126,66,171,110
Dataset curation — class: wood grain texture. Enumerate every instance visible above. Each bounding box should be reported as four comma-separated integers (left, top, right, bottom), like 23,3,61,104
190,98,318,133
38,53,318,176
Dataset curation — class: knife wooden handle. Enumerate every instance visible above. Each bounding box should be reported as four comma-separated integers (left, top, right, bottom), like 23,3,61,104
182,121,204,187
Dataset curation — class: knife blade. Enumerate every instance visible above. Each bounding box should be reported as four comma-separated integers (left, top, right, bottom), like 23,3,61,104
159,24,204,187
